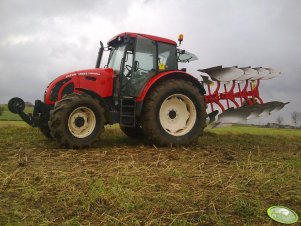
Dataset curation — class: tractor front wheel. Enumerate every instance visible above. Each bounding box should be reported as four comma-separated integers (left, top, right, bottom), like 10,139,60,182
142,79,206,146
39,126,52,139
39,112,52,139
49,93,105,148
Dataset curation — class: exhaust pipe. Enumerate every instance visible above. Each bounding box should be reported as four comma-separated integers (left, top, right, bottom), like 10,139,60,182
95,41,104,68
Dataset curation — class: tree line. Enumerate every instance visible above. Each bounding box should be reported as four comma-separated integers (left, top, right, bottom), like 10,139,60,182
274,112,301,128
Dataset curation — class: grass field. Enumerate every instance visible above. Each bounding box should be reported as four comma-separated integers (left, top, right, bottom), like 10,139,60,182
0,122,300,225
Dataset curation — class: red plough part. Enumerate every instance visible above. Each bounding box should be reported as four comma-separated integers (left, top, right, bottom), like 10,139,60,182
198,66,289,127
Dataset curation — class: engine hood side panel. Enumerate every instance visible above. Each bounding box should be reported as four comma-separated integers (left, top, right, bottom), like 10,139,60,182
44,68,114,105
78,68,114,99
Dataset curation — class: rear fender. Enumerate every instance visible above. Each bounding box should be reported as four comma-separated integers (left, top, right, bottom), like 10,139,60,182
135,70,206,116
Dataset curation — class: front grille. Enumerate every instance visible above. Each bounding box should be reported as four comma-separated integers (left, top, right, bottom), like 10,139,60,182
49,78,71,102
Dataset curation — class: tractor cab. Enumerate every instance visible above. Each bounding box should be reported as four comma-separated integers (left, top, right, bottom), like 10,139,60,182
105,33,178,98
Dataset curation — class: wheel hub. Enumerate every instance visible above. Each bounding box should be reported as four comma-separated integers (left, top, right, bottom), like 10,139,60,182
159,94,196,136
74,116,85,128
67,107,96,138
168,110,177,119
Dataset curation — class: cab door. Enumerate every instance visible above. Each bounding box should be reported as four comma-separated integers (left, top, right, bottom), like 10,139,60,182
122,35,157,97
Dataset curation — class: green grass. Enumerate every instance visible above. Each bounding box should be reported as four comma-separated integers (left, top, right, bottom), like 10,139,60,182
212,125,301,137
0,121,29,128
0,105,33,121
0,124,300,225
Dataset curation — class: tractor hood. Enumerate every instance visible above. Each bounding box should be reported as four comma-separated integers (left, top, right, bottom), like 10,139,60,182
55,68,112,80
44,68,114,105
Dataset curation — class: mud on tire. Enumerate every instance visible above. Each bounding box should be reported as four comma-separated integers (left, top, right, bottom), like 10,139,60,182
49,93,105,149
39,126,52,139
39,111,52,139
142,79,206,146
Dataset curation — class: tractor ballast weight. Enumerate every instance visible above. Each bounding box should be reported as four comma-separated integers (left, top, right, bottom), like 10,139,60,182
8,32,288,148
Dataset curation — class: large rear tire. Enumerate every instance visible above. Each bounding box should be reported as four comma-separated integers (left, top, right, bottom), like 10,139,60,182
49,93,105,149
142,79,206,146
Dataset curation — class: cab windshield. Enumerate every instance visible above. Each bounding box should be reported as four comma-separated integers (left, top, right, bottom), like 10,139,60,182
107,44,126,71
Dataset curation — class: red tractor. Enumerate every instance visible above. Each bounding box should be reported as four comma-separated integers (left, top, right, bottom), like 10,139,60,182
8,32,288,148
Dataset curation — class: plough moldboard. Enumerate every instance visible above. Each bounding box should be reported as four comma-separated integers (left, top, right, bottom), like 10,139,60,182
199,66,289,127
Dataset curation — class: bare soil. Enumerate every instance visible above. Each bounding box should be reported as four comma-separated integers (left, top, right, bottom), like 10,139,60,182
0,124,300,225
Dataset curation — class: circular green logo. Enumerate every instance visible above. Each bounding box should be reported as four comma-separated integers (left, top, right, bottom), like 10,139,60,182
267,206,298,224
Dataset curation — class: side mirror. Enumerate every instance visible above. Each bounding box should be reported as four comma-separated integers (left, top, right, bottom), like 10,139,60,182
134,60,139,72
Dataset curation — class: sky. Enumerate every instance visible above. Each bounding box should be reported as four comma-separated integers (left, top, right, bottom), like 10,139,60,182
0,0,300,125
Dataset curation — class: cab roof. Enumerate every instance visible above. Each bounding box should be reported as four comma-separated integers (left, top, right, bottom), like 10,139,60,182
108,32,177,46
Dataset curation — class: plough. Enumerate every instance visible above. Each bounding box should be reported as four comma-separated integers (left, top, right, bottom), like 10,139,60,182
199,66,289,127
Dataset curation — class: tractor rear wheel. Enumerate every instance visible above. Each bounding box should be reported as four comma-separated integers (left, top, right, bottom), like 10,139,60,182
142,79,206,146
49,93,105,148
120,125,144,139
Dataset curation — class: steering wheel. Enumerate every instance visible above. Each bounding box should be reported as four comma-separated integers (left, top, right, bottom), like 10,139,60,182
125,64,132,78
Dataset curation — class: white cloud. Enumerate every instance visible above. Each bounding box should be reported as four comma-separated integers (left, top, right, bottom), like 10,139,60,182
2,34,35,45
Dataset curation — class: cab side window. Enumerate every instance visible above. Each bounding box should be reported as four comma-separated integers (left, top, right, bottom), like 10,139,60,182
158,43,177,71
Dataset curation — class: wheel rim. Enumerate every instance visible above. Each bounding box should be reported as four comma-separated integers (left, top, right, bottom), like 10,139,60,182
159,94,197,136
68,106,96,138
